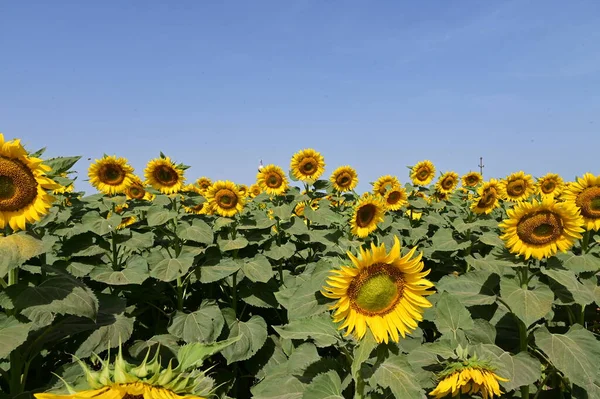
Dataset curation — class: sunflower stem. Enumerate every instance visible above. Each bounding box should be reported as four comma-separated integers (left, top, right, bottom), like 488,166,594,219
581,230,590,253
518,319,530,399
111,231,119,271
577,304,585,326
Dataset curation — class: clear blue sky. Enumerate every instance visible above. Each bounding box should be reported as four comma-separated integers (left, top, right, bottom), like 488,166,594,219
1,0,599,194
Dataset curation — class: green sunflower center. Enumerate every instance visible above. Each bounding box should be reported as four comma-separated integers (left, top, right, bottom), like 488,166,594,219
348,264,405,316
0,175,16,200
356,204,377,227
516,210,564,245
576,187,600,218
0,157,38,212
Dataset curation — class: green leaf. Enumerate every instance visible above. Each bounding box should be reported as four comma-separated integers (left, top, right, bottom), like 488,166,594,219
437,271,499,306
478,232,504,247
168,301,224,343
179,219,213,244
272,204,294,220
556,252,600,273
75,313,135,358
81,211,121,236
221,309,268,364
0,234,45,278
177,335,242,370
302,370,343,399
273,314,340,348
199,258,242,283
495,351,541,392
150,256,194,282
430,229,470,252
541,267,596,305
0,315,32,359
265,242,296,261
218,237,249,251
146,207,177,227
369,355,425,399
535,325,600,389
500,277,553,327
304,206,343,225
121,232,155,251
242,254,273,283
129,334,180,359
433,292,474,341
464,319,496,345
44,156,81,174
90,256,149,285
351,330,377,379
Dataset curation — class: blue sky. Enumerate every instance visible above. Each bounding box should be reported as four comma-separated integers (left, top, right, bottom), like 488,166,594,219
1,0,599,194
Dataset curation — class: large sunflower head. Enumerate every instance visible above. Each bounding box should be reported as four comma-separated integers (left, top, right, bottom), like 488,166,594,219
561,173,600,231
461,171,483,188
248,183,262,198
384,186,408,211
330,166,358,192
290,148,325,183
499,198,584,260
373,175,400,196
430,363,508,399
88,155,135,195
257,164,288,196
501,171,534,202
470,179,504,215
435,171,459,194
350,194,386,238
536,173,564,199
144,156,185,194
321,237,434,343
195,177,212,193
0,134,59,231
410,160,436,186
205,180,245,217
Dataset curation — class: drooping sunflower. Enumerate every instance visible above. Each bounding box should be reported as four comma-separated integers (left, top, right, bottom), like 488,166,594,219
257,164,288,195
321,237,434,343
144,156,185,194
536,173,564,199
125,176,154,201
205,180,245,217
196,177,212,193
0,134,59,231
499,198,584,260
350,194,386,238
248,183,262,198
88,155,135,195
184,200,209,215
330,166,358,192
435,171,459,194
561,173,600,231
471,179,504,215
430,365,508,399
501,171,534,202
384,186,408,211
290,148,325,183
237,184,249,197
373,175,400,196
461,171,482,188
410,160,436,186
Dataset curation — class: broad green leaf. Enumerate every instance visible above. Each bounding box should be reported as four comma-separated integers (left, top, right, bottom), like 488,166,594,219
150,256,194,282
0,234,45,277
168,301,224,343
556,252,600,273
121,231,155,251
304,206,343,225
273,314,340,348
239,281,279,308
433,292,474,341
177,335,242,370
282,217,309,236
464,319,496,344
302,370,343,399
496,351,541,391
129,334,180,359
218,237,249,251
351,330,377,379
179,219,213,244
221,309,268,364
199,258,242,283
276,260,331,320
81,211,121,236
430,229,470,252
75,313,135,358
44,155,81,174
242,254,273,283
251,375,305,399
500,277,553,327
146,207,177,227
369,355,425,399
437,271,499,306
541,267,596,305
0,315,32,359
271,204,294,220
265,242,296,261
66,261,95,278
90,256,149,285
478,232,504,247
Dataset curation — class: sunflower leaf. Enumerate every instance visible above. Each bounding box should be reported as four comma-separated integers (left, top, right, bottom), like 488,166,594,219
0,315,32,359
436,271,499,306
150,256,194,282
168,300,224,343
242,254,273,283
177,334,242,370
499,277,553,328
179,219,213,244
369,354,426,399
302,370,343,399
433,291,475,341
273,314,340,348
89,255,149,285
221,309,268,364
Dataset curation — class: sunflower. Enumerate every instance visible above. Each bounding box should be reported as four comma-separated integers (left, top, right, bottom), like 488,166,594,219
237,184,249,197
196,177,212,193
88,155,135,195
430,366,508,399
561,173,600,231
257,164,288,195
461,171,482,188
350,194,386,238
248,183,262,198
184,201,209,215
410,160,436,186
433,190,450,202
310,198,321,211
144,156,185,194
406,209,422,221
373,175,400,196
294,201,307,217
53,174,75,194
471,179,504,215
0,134,59,231
499,198,584,260
321,237,434,343
501,171,534,202
330,166,358,192
290,148,325,183
205,180,245,217
435,171,459,194
536,173,564,199
384,186,408,211
117,215,136,230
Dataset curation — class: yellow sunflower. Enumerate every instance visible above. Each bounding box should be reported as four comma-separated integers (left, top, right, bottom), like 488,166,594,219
321,237,434,343
384,186,408,211
184,201,209,215
499,198,584,260
205,180,245,217
125,177,154,201
373,175,400,196
88,155,135,195
536,173,564,199
410,160,436,186
53,174,74,194
196,177,212,193
430,366,508,399
237,184,249,197
248,183,262,198
350,194,386,238
501,171,534,202
406,209,422,221
461,171,482,188
0,133,59,231
435,171,459,194
471,179,504,215
330,166,358,192
144,156,185,194
257,164,288,195
117,215,136,230
310,198,321,211
294,201,307,217
562,173,600,231
290,148,325,183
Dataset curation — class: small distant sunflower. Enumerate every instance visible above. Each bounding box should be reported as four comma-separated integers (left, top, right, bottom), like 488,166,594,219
290,148,325,183
373,175,400,196
433,190,450,202
499,198,584,260
196,177,212,193
144,156,185,194
330,166,358,192
435,171,459,194
471,179,504,215
257,164,288,195
117,216,137,230
248,183,262,198
536,173,564,199
310,198,321,211
88,155,135,195
0,133,59,231
237,184,248,197
205,180,245,217
294,201,307,217
125,177,154,201
562,173,600,231
461,172,482,188
184,201,209,215
350,194,386,238
406,209,422,221
384,186,408,211
430,365,508,399
410,160,436,186
501,171,534,202
321,237,434,343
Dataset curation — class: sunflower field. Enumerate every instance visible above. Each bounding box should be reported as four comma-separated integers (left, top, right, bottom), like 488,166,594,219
1,133,600,399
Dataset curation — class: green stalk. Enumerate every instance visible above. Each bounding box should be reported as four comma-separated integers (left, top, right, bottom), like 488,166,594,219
231,273,237,316
111,231,119,271
519,319,530,399
581,230,590,253
577,304,585,326
176,276,184,312
275,220,284,285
